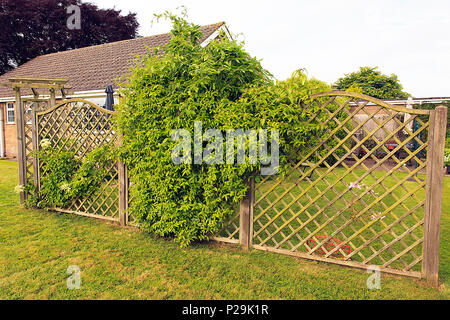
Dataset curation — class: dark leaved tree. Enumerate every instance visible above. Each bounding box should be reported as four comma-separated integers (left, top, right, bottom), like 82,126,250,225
0,0,139,75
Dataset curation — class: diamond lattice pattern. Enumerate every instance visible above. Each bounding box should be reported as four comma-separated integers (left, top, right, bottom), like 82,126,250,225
252,94,430,273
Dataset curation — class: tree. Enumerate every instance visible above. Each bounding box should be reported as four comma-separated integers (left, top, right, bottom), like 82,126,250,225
414,102,450,140
335,66,410,99
0,0,139,75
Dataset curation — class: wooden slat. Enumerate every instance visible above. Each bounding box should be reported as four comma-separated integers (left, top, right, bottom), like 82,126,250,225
52,207,118,223
210,237,240,245
252,244,422,278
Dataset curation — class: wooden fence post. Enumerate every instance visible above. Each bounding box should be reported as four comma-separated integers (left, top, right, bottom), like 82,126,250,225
118,160,128,226
423,105,447,286
240,176,255,250
14,88,27,204
49,88,56,107
31,108,40,193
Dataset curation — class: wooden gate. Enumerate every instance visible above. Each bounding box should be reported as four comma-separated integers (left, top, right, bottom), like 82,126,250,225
218,91,446,284
34,99,123,222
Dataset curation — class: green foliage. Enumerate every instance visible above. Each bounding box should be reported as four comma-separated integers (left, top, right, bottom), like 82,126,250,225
115,13,344,246
26,143,114,209
33,149,78,208
335,66,409,99
219,71,348,166
414,102,450,140
70,146,115,198
444,149,450,167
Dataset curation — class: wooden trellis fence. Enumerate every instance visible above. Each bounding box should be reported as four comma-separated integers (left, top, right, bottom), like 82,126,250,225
34,99,126,223
11,83,446,286
218,91,447,286
5,78,136,227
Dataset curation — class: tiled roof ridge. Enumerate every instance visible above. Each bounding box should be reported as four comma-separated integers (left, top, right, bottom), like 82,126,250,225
36,21,225,59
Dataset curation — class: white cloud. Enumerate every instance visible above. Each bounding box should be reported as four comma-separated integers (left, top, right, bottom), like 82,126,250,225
90,0,450,97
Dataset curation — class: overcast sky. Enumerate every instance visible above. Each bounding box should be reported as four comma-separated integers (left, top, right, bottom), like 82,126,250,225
90,0,450,97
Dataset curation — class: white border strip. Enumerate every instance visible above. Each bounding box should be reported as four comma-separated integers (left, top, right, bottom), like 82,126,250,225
200,24,231,48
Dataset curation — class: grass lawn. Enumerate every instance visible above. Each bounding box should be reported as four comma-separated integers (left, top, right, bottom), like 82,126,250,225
0,160,449,299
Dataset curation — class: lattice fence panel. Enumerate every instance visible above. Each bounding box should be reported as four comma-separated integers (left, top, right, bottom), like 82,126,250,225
24,100,49,184
36,99,120,221
215,209,240,243
252,92,431,277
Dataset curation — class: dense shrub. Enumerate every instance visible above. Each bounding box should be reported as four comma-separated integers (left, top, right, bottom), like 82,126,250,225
115,14,345,246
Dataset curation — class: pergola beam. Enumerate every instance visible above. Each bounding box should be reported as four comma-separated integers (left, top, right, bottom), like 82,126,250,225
2,77,71,91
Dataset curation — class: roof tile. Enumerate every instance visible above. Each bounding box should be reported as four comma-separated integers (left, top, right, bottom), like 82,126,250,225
0,22,223,98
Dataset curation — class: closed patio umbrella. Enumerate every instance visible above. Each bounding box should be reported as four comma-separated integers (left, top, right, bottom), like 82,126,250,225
105,84,115,111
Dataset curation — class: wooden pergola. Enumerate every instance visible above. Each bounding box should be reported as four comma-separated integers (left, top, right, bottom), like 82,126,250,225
1,77,71,203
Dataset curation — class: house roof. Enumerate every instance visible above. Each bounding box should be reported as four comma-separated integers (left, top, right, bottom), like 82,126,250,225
365,97,450,106
0,22,224,99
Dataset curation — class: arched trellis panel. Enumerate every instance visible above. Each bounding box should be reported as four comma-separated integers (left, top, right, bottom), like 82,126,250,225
33,99,127,223
217,91,446,284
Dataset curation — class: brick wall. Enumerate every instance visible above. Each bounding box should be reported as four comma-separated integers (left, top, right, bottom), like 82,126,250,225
1,102,17,158
0,103,4,157
5,120,17,157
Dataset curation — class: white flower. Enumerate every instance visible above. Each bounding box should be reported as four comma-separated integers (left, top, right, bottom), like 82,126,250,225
370,212,386,221
14,185,25,194
445,154,450,166
40,139,51,149
60,182,71,192
349,182,362,189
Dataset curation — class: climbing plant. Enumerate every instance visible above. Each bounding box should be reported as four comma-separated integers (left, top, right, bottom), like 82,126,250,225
115,13,345,246
24,140,114,209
